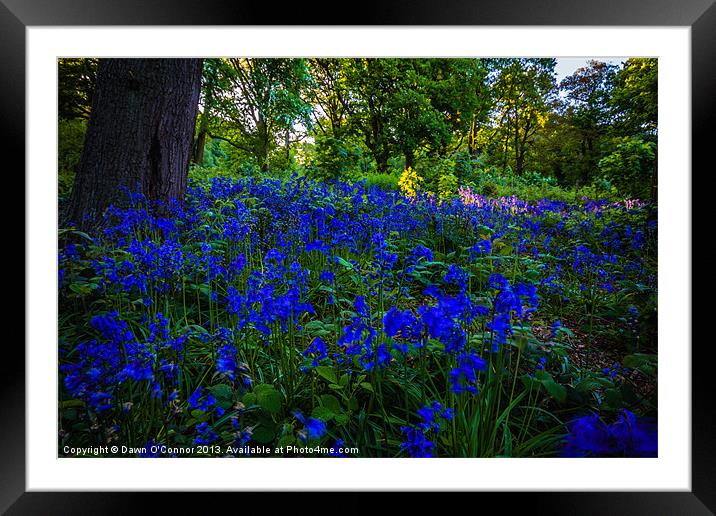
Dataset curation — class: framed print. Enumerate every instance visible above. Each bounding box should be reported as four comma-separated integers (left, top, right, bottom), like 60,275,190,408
6,0,714,513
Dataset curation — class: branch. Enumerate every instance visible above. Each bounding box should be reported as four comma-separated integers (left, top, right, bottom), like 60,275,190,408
207,132,255,154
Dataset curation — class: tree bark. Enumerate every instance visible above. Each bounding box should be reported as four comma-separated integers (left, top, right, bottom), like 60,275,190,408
65,58,203,230
468,116,478,157
193,126,207,166
256,118,270,172
404,148,415,170
192,78,213,166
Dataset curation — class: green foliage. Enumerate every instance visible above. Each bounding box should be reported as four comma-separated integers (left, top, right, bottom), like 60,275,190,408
308,137,364,181
611,58,658,136
488,58,558,175
58,118,87,199
58,58,97,121
59,57,660,215
437,170,458,200
204,58,313,171
597,137,656,199
364,172,399,191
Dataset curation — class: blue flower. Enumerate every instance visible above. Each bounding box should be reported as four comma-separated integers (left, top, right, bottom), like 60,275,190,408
138,440,161,457
563,410,657,457
188,388,203,409
449,351,487,394
303,337,328,367
383,307,417,339
216,342,238,380
194,422,219,445
293,410,328,441
400,426,435,457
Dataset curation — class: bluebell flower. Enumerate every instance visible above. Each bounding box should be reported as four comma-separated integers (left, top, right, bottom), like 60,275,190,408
563,410,657,457
400,426,435,458
194,422,219,445
188,388,203,409
449,351,487,394
138,440,161,458
293,410,328,441
303,337,328,367
216,342,238,380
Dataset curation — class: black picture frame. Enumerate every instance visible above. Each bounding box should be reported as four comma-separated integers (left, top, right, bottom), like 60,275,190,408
5,0,713,513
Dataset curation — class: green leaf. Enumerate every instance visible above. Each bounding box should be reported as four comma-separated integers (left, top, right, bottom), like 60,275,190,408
251,426,275,444
532,371,567,403
210,384,234,409
60,399,85,409
320,394,342,413
210,383,233,400
503,424,513,457
336,256,354,269
243,392,257,406
62,408,78,421
311,406,335,422
198,284,213,299
315,366,338,385
498,244,514,256
542,379,567,403
277,434,296,448
603,388,623,409
257,388,282,414
359,382,374,393
622,353,657,369
302,320,327,332
575,378,602,393
190,409,209,422
252,384,275,395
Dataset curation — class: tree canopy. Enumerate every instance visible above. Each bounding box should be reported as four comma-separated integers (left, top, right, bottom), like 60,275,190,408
59,57,658,202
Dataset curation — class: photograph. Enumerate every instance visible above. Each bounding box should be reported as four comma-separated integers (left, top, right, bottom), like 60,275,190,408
56,56,659,459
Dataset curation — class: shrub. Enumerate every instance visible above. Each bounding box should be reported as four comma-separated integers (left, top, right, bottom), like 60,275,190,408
398,166,423,198
309,137,364,182
598,137,656,200
365,172,399,191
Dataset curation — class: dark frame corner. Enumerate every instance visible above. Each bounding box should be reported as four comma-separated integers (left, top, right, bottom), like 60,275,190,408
6,0,714,513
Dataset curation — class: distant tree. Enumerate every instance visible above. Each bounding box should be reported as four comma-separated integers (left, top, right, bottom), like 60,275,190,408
559,60,618,184
207,58,312,172
65,58,203,229
610,58,658,200
341,58,398,173
339,58,490,172
307,58,352,139
386,59,489,169
610,58,658,137
192,59,224,166
598,136,656,199
489,58,557,175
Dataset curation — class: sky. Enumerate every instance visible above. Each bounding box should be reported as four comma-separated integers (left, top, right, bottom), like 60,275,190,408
554,57,626,83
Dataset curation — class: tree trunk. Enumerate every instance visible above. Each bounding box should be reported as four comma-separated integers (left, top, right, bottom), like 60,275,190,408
468,116,478,157
256,118,270,172
193,126,207,166
515,152,524,176
192,80,213,166
404,148,415,170
66,58,203,229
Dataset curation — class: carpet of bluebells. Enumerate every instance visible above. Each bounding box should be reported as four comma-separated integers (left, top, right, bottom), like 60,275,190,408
58,175,658,458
